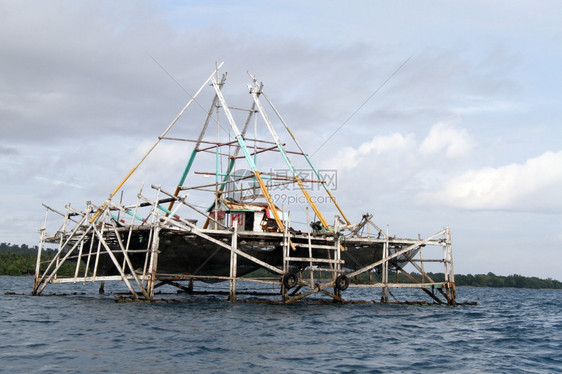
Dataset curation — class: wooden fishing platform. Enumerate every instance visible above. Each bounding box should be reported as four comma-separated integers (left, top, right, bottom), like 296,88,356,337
33,64,456,305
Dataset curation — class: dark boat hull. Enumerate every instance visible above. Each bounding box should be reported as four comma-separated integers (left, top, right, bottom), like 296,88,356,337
85,229,415,278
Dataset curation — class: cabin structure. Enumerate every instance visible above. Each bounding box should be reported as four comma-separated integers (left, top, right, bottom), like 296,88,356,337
33,64,456,305
207,199,284,233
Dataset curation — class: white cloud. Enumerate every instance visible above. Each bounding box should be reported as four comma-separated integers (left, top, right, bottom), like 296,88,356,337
420,150,562,211
327,119,473,173
419,119,474,157
327,132,416,171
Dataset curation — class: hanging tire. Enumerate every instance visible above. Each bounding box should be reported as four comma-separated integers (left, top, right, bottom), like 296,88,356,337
335,275,349,291
282,273,298,289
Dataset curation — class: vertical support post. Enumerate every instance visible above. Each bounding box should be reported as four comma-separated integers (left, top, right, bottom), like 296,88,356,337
33,239,43,293
381,224,390,303
281,214,290,303
229,222,238,302
142,225,154,281
444,227,456,305
419,240,425,284
214,145,219,230
33,209,48,294
334,216,342,299
306,208,314,287
146,225,160,301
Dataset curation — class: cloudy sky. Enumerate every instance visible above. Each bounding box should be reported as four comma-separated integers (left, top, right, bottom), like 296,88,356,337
1,1,561,279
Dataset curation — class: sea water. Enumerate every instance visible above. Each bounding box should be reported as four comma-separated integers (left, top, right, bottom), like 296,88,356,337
1,276,560,373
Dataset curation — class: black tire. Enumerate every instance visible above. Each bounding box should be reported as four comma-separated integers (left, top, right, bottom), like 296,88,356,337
282,273,298,289
335,275,349,291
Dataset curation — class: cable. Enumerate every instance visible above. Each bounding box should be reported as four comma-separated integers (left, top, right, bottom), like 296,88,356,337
310,55,414,157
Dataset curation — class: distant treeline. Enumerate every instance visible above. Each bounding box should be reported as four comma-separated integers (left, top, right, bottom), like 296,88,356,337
0,242,76,276
411,272,562,290
1,242,561,289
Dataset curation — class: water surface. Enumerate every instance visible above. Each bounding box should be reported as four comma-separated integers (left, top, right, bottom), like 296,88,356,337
1,277,560,373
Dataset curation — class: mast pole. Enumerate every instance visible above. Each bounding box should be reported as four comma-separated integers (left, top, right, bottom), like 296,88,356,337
91,62,224,223
261,90,351,225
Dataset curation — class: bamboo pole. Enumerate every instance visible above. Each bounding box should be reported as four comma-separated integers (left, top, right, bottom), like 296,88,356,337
33,209,49,293
211,78,286,234
167,73,228,215
346,228,448,279
35,224,93,295
261,90,351,225
91,63,224,223
90,218,141,299
381,225,389,303
229,222,238,302
249,85,333,233
146,225,160,300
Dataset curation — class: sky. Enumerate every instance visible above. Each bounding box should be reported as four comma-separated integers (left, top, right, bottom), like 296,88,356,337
1,1,561,279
